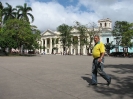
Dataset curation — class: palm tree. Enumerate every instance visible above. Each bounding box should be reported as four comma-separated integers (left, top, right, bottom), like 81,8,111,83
16,3,34,23
3,3,17,23
57,24,73,53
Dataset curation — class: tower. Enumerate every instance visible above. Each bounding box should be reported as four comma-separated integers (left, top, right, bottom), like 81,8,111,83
98,18,112,31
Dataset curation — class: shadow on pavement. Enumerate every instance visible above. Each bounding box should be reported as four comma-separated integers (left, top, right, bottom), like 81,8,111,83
105,64,133,74
81,64,133,99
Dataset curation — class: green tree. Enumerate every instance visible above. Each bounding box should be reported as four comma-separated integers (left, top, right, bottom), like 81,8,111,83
112,21,133,49
0,23,18,53
104,41,115,54
29,26,41,50
86,22,100,54
57,24,73,53
74,22,99,54
2,19,40,54
0,2,4,26
71,37,78,52
74,21,88,54
16,3,34,22
0,2,7,54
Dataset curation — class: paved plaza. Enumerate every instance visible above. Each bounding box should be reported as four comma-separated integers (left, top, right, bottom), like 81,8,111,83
0,55,133,99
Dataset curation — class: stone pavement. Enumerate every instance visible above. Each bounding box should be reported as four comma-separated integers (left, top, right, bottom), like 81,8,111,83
0,55,133,99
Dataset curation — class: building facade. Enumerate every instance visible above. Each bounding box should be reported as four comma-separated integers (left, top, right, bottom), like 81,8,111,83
38,18,133,55
38,28,89,55
99,18,133,53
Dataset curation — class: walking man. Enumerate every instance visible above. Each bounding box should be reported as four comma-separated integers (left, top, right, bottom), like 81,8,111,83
90,35,111,86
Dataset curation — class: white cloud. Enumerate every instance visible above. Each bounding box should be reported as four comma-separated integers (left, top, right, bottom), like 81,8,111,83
78,0,133,25
1,0,133,32
30,1,100,32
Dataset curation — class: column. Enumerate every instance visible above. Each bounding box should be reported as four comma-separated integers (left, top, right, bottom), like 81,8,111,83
58,38,61,54
102,22,104,28
107,22,109,28
45,38,47,54
70,38,73,55
38,41,41,54
110,22,112,29
78,36,80,55
70,46,73,55
83,45,86,55
59,38,63,55
41,39,44,54
50,38,52,54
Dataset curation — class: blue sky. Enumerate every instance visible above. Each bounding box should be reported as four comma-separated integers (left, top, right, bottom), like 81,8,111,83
37,0,93,12
36,0,78,8
1,0,133,32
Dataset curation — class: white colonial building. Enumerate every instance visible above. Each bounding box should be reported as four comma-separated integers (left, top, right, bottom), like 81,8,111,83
38,28,90,55
37,18,133,55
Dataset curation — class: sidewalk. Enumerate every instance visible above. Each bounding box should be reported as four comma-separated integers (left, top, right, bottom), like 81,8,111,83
0,55,133,99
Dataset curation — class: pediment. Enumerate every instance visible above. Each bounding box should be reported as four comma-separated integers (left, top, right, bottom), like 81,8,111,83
42,29,56,36
71,28,79,33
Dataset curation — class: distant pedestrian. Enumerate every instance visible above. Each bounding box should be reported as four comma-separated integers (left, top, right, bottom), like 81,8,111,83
90,35,111,86
63,51,66,55
43,51,45,55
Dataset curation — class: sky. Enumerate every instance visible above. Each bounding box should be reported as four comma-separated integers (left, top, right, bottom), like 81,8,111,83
1,0,133,32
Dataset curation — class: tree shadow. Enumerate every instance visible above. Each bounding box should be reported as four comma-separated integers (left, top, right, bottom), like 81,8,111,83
81,64,133,99
105,64,133,74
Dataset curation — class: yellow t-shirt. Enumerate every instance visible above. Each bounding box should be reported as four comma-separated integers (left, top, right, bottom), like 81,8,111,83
92,42,105,58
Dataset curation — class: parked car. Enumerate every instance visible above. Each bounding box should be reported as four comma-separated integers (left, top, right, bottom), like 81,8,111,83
109,52,124,57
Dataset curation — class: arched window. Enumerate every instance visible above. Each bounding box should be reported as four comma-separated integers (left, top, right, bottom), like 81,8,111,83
100,23,102,27
105,23,106,27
